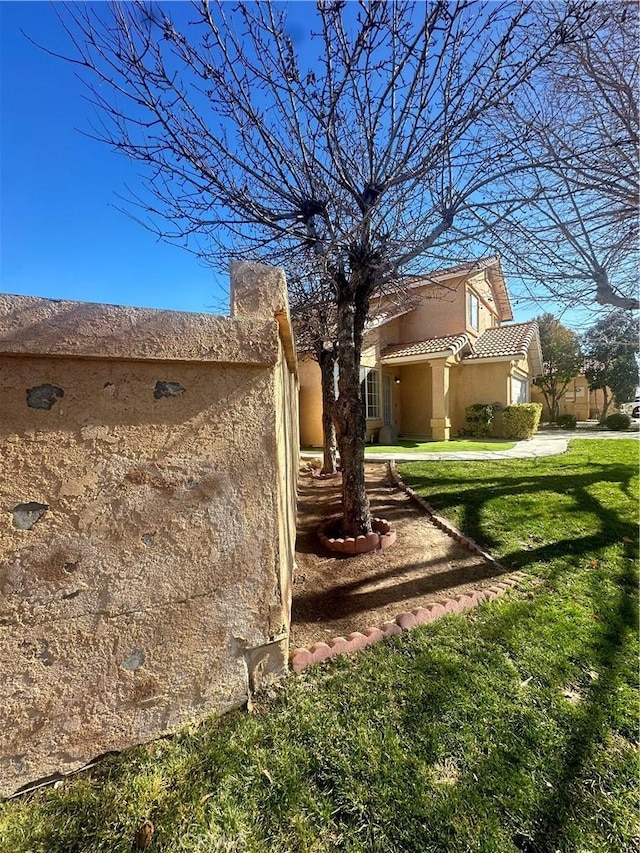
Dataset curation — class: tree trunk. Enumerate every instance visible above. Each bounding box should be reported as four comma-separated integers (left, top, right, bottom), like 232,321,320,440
538,386,556,422
599,388,611,423
334,293,372,538
317,345,338,475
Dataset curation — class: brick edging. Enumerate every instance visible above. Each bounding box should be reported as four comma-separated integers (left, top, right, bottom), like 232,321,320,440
289,573,529,672
290,462,528,673
387,461,506,566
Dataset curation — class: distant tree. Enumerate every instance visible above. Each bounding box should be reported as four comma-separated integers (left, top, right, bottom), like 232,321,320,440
47,1,590,537
534,314,583,422
492,3,639,312
583,310,639,422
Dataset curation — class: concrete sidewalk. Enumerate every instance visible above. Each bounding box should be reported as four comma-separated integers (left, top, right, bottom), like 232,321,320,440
300,429,639,463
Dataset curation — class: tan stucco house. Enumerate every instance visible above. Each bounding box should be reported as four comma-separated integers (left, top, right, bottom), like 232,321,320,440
299,258,543,444
531,375,617,422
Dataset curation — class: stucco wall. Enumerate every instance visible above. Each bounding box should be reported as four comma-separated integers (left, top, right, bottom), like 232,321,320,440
398,272,498,344
530,375,615,421
298,357,324,447
399,277,466,342
450,361,511,435
399,363,432,437
0,262,299,797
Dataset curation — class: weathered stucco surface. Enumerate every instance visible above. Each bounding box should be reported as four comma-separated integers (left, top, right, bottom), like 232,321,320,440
0,262,299,797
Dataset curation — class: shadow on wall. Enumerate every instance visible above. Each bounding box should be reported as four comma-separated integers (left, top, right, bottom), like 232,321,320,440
0,262,299,798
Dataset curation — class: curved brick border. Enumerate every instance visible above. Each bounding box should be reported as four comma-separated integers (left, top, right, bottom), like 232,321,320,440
289,575,529,672
290,462,530,673
388,461,504,567
318,516,396,554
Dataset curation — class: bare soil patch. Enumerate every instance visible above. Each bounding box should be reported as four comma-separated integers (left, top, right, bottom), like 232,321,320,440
291,462,507,650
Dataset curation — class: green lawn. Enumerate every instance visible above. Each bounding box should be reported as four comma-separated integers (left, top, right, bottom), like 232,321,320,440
366,438,516,453
1,440,637,853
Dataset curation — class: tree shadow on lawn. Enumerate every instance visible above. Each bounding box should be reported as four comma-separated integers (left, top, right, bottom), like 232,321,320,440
402,463,638,562
476,562,634,851
392,551,637,852
520,558,637,851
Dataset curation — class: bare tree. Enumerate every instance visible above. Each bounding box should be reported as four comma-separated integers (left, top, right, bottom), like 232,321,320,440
288,274,339,476
46,0,590,537
490,3,639,312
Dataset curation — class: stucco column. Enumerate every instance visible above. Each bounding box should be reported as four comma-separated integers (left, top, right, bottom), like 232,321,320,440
430,358,451,441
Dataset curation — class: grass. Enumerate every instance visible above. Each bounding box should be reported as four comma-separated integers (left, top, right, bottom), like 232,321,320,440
366,438,516,453
1,440,637,853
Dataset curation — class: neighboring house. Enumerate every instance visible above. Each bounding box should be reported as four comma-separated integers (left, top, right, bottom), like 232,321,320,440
298,258,543,444
531,375,618,422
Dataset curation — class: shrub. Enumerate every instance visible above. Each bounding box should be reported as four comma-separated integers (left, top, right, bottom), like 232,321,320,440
502,403,542,439
464,403,494,437
605,412,631,431
556,413,577,429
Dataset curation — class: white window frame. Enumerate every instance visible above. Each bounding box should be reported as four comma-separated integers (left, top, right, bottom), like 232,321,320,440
360,367,380,420
467,290,480,331
511,375,529,405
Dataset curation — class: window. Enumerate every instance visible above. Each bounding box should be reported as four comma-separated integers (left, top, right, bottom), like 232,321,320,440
360,367,380,419
467,291,479,330
511,376,529,404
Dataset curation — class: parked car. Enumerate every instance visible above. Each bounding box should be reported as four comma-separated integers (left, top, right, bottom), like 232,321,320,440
620,396,640,420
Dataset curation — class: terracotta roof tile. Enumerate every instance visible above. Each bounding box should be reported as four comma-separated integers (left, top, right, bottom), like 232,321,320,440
464,323,538,360
382,334,470,360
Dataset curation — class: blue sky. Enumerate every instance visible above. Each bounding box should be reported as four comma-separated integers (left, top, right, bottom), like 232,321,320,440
2,1,230,314
1,2,590,326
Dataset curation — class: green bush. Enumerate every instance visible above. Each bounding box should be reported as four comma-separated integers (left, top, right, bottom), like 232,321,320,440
556,413,577,429
605,412,631,431
502,403,542,439
464,403,494,437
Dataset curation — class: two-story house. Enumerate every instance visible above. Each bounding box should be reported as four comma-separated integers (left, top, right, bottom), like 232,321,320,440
298,258,543,445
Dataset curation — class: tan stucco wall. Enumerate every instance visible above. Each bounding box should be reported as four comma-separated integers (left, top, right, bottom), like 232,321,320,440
450,361,511,435
531,375,617,421
398,272,498,344
399,277,466,342
382,369,402,435
399,363,432,436
298,357,324,447
0,262,299,797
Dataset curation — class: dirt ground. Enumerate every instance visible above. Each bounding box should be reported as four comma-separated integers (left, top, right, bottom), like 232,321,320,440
290,462,507,650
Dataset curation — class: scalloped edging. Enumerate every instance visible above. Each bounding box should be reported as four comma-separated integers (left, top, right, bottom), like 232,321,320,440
388,461,506,567
289,572,531,672
318,516,396,554
289,461,530,673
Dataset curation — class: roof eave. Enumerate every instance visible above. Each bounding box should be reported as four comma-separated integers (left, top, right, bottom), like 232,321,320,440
485,262,514,322
463,353,526,365
382,348,455,365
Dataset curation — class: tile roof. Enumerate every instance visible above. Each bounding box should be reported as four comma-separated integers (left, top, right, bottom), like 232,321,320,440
380,322,542,374
464,323,539,360
382,333,470,360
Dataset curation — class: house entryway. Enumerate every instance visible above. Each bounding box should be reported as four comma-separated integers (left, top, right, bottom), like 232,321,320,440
379,373,397,443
